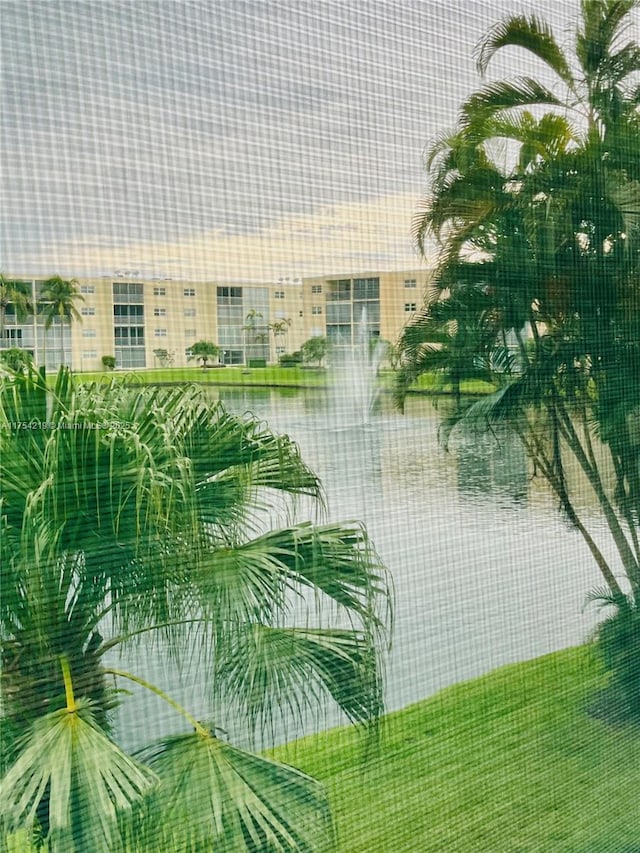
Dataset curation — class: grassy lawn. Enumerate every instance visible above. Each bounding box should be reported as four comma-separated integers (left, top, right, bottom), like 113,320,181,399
74,366,495,396
409,372,497,395
76,365,329,387
271,647,640,852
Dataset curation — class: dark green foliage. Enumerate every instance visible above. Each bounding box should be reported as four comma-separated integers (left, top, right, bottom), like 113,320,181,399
300,337,329,368
0,367,391,849
0,348,33,374
279,351,304,367
399,0,640,713
187,340,220,366
593,593,640,719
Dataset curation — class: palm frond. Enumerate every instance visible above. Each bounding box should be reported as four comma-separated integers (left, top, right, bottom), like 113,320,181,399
0,700,156,850
475,14,576,88
448,383,523,434
576,0,640,76
461,78,564,129
214,623,383,739
197,521,391,633
135,732,334,853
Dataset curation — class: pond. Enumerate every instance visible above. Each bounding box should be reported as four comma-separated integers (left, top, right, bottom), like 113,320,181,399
115,387,609,750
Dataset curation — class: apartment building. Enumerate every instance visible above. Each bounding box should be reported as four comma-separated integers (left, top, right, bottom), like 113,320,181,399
1,269,432,370
301,269,432,347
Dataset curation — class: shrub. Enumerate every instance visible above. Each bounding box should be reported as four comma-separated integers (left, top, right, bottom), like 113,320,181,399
279,351,303,367
594,594,640,721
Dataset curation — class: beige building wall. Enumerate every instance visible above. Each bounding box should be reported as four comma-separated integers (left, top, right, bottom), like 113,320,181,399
3,270,434,370
301,268,434,347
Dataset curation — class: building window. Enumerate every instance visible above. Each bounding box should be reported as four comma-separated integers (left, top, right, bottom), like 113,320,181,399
3,329,23,343
114,327,144,344
184,308,196,317
274,291,285,299
81,307,95,316
153,287,166,296
220,349,244,365
184,328,196,337
217,286,243,306
82,329,97,338
154,328,167,337
83,350,97,358
80,285,95,294
113,282,143,301
153,307,167,317
327,279,351,301
326,324,352,344
113,304,144,323
311,305,323,315
404,303,417,312
311,285,322,294
353,277,380,300
115,347,145,368
404,279,417,288
183,288,196,297
326,302,351,323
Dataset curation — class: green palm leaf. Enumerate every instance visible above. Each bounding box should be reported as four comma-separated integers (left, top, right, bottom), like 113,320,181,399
135,732,334,853
576,0,640,76
461,78,564,128
197,521,391,631
475,14,576,87
2,366,392,846
214,623,383,739
0,700,156,851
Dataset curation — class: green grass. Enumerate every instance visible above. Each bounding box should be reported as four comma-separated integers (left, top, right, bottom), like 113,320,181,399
75,365,330,388
270,647,640,852
7,648,638,851
410,372,497,395
74,366,495,396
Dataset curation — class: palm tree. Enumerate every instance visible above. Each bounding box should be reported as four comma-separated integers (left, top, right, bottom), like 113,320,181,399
401,0,640,712
39,275,84,368
243,309,265,364
270,318,293,361
464,0,640,142
0,275,33,344
0,367,391,850
187,339,220,367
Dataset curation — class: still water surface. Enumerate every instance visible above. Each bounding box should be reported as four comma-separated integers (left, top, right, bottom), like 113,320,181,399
115,389,610,750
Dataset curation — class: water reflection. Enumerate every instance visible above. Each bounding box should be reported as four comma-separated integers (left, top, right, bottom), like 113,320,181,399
115,387,605,751
451,427,529,504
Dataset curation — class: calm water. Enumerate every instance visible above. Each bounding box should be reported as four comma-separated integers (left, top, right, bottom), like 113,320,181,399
115,388,611,750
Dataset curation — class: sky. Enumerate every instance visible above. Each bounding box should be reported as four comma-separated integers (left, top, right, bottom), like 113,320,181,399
1,0,601,282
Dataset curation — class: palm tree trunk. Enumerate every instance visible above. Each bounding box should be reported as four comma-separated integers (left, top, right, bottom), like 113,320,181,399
513,413,626,599
554,399,640,594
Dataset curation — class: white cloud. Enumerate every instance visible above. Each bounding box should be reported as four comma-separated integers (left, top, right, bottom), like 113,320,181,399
14,192,437,281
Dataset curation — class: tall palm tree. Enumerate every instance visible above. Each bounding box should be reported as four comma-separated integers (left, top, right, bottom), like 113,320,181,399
243,309,266,364
39,276,84,368
270,318,293,361
464,0,640,142
0,275,33,344
401,0,640,711
0,367,391,850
